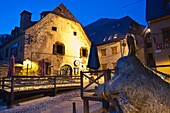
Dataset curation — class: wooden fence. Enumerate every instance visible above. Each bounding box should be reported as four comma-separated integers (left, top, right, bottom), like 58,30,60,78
0,75,80,108
80,69,115,113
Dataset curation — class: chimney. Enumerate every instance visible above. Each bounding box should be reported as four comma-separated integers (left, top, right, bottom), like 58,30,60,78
20,10,32,32
40,11,50,19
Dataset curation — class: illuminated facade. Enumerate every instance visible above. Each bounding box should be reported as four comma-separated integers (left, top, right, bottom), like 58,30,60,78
146,0,170,74
85,16,145,70
0,4,91,76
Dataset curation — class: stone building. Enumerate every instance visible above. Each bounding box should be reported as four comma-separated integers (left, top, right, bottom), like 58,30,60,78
0,4,91,76
85,16,145,70
146,0,170,74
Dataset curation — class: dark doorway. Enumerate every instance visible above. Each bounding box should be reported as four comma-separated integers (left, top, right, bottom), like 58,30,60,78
60,65,72,76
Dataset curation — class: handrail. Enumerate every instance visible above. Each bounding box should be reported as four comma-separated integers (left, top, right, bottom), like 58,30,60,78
1,75,81,93
147,65,170,80
80,69,114,99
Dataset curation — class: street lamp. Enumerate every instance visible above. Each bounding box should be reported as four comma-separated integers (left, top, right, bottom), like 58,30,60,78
26,63,29,76
23,58,31,76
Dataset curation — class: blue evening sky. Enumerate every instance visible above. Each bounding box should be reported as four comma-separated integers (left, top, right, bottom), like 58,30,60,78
0,0,146,34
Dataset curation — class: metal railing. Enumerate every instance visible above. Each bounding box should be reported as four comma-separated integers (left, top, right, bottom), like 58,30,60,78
148,65,170,83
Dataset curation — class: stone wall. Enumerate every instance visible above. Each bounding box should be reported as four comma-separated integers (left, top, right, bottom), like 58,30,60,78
23,13,91,75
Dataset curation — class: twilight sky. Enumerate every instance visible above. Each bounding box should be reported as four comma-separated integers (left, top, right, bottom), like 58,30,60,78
0,0,147,34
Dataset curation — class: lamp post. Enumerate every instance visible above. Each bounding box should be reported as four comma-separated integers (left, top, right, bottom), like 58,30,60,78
26,63,29,76
24,58,30,76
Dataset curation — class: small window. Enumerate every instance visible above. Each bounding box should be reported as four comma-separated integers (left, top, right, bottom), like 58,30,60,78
101,49,106,56
102,64,107,70
53,42,65,55
112,63,116,68
162,27,170,42
52,27,57,31
108,35,113,40
147,53,156,67
80,47,88,57
103,37,107,41
73,32,77,36
6,48,8,57
165,0,170,9
146,42,152,48
20,46,23,52
113,34,118,39
111,47,117,54
45,62,51,75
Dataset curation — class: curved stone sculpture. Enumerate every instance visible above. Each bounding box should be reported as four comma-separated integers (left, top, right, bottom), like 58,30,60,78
95,34,170,112
126,35,136,56
95,56,170,113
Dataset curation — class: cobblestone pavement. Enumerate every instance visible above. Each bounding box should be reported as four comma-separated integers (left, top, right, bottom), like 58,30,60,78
0,90,104,113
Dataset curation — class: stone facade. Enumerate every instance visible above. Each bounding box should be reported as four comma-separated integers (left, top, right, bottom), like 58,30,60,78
0,4,91,76
146,17,170,74
24,13,91,75
146,0,170,74
98,37,145,70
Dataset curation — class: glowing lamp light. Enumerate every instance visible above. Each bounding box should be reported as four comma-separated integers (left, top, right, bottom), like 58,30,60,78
146,28,151,33
23,58,31,76
23,59,31,68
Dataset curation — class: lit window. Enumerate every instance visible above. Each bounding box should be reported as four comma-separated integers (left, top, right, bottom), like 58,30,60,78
111,47,117,54
80,47,88,57
102,64,107,70
53,42,65,55
101,49,106,56
113,34,118,39
103,37,107,41
52,27,57,31
108,35,113,40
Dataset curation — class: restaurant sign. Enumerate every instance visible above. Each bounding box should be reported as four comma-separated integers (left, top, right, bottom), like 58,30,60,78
157,43,170,49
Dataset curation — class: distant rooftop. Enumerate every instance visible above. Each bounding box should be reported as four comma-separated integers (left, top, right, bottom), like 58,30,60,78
85,16,140,45
51,3,79,23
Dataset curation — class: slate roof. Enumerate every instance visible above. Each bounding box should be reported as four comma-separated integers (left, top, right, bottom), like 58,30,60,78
51,4,79,23
146,0,170,21
84,16,136,45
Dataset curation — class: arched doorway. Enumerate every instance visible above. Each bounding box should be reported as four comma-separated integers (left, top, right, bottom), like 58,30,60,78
60,65,72,76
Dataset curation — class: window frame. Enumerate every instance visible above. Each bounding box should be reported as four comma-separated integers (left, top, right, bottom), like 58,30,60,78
53,42,65,55
111,46,118,54
52,27,57,31
102,64,107,70
73,31,77,36
162,27,170,42
165,0,170,9
101,49,106,56
80,47,88,57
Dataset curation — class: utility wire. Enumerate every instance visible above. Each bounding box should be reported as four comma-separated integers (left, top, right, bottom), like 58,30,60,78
123,0,144,8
